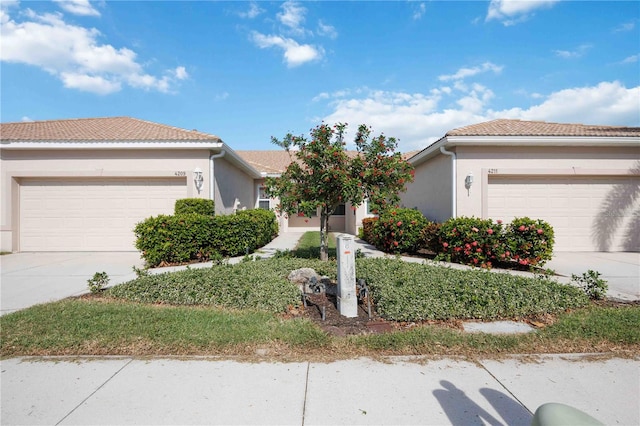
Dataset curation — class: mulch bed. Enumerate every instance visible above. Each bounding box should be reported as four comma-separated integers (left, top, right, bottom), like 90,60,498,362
298,292,396,336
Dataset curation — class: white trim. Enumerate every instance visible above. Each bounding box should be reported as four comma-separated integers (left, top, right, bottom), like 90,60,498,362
0,140,223,150
409,135,640,167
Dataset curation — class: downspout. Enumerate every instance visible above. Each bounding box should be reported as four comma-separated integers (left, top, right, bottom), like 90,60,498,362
209,150,226,210
440,146,457,218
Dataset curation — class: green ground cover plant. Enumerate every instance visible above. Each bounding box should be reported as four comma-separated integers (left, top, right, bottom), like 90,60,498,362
2,232,637,358
356,258,589,321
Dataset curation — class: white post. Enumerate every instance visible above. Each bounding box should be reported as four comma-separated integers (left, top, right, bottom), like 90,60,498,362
337,234,357,318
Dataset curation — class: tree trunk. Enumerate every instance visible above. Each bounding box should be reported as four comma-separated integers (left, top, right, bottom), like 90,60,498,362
320,209,329,261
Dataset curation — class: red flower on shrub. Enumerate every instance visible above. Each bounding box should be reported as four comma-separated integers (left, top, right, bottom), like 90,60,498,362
472,241,478,247
518,225,526,231
472,227,479,232
537,229,544,234
497,219,503,224
397,221,403,226
487,229,494,235
393,241,399,247
443,242,449,248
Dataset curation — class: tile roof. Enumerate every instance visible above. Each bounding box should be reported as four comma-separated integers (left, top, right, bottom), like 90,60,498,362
237,150,418,174
235,150,295,174
0,117,221,141
447,119,640,137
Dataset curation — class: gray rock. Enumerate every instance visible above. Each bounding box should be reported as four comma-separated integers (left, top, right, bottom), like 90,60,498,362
288,268,320,293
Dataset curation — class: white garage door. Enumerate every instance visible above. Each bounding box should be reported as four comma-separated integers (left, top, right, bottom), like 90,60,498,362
488,175,639,252
20,178,187,251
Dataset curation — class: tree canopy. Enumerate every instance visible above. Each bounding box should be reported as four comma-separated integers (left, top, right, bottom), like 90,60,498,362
265,122,414,261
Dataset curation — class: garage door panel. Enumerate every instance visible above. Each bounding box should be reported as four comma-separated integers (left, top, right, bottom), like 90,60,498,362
20,178,187,251
488,176,640,251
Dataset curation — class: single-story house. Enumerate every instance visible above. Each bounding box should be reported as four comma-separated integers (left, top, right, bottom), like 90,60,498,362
402,119,640,252
0,117,372,253
0,117,263,252
236,150,374,235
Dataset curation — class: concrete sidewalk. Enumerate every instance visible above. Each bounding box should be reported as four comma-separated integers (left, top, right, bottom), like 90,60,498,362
2,354,638,425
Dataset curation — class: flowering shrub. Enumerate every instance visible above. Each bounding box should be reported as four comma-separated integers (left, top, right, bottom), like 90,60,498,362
434,216,555,268
504,217,554,266
435,217,503,268
360,217,379,243
369,208,430,254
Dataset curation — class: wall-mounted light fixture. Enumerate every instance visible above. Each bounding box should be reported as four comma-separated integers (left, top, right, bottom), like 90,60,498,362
465,172,474,195
193,167,204,193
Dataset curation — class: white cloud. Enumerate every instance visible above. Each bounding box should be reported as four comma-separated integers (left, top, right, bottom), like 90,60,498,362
174,66,188,80
613,21,635,33
553,44,592,59
438,62,503,82
0,6,188,95
486,0,558,26
317,20,337,39
251,32,323,67
317,81,639,152
278,1,307,35
21,116,34,122
413,3,426,20
238,1,263,19
61,71,121,94
621,54,639,64
500,81,640,126
53,0,100,17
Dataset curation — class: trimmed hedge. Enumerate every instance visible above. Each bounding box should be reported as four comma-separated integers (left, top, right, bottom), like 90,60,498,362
174,198,215,216
134,209,278,267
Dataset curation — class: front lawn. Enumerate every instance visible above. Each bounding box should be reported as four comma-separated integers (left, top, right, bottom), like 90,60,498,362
2,246,638,358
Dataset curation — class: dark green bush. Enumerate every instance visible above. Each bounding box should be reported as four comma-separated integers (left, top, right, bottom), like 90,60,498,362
369,208,430,253
134,209,278,267
174,198,215,216
356,258,588,321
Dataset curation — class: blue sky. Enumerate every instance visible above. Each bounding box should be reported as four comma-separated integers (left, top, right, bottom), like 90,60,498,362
1,0,639,152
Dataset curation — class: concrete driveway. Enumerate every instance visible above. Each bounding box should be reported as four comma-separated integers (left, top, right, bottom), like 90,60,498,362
1,252,144,316
545,251,640,301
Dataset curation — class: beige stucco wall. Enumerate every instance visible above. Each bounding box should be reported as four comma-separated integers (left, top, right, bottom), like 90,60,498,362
455,145,640,218
213,156,254,215
0,148,257,252
401,153,453,222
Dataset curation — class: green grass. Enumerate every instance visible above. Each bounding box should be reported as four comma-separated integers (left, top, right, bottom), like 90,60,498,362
289,231,337,259
0,299,329,357
2,300,637,358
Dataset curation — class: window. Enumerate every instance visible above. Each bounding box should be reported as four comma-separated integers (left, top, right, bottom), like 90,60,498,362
332,203,346,216
365,199,375,215
257,185,270,210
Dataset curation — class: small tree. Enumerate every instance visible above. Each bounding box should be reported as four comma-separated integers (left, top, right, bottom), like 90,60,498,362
266,122,414,261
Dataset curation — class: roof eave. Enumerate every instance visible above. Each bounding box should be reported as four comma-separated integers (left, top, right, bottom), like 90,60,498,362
215,143,263,179
0,140,224,149
409,135,640,166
